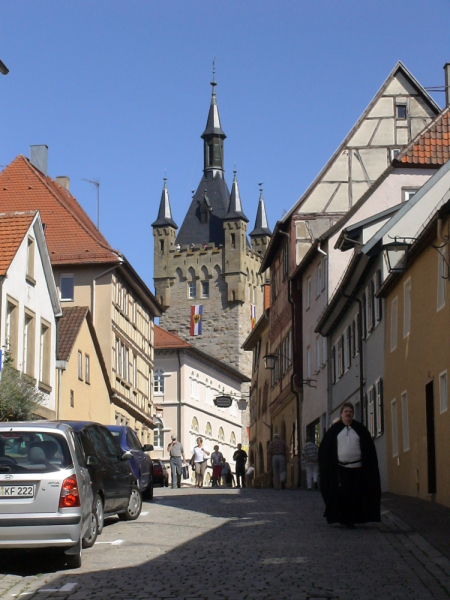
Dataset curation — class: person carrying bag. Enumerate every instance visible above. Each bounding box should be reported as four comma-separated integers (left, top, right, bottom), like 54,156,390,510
191,437,210,488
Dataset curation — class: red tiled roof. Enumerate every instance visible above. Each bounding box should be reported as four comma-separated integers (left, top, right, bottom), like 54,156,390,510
57,306,89,361
0,211,36,275
154,325,191,349
0,156,120,266
395,107,450,167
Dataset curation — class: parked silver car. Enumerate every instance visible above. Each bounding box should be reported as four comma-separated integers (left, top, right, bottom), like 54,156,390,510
0,422,97,568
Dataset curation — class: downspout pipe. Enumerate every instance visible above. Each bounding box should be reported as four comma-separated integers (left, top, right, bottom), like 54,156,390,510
280,230,302,487
343,292,364,424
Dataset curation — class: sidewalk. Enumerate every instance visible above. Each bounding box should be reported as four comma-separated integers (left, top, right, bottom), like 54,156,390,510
382,492,450,560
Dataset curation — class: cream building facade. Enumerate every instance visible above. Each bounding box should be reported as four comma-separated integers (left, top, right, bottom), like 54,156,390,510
153,326,249,485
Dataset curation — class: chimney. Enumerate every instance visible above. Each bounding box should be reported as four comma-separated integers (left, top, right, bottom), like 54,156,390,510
30,145,48,176
444,63,450,107
56,176,70,191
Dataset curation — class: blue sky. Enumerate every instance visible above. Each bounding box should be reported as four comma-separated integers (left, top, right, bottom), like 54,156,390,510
2,0,450,288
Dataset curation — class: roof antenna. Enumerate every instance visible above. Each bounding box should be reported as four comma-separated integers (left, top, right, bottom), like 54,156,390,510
82,178,100,230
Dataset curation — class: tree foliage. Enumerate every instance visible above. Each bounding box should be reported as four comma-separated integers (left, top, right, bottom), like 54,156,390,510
0,347,44,421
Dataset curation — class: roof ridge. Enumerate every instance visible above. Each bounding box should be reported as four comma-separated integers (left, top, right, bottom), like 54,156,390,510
280,61,441,224
21,156,120,260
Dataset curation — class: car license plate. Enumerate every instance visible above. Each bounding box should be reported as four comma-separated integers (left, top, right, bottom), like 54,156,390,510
0,485,34,498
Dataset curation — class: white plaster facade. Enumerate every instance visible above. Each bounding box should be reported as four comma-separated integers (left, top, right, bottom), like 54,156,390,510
301,168,436,444
0,212,61,417
153,343,247,486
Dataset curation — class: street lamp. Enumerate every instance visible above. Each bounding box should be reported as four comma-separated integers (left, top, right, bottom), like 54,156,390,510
263,353,316,387
382,239,410,273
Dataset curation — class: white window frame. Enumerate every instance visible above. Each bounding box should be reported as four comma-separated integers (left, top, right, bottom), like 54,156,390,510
306,346,311,380
188,282,196,299
401,390,409,452
316,337,321,373
391,399,398,457
390,297,398,352
368,387,375,437
439,370,448,414
154,368,164,394
77,350,83,380
375,378,383,436
403,278,411,338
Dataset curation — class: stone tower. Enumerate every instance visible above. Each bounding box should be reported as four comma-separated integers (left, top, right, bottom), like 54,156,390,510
152,74,272,378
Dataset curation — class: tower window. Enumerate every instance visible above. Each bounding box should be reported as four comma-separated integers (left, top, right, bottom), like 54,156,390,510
231,233,235,248
201,282,209,298
188,282,196,299
160,240,164,254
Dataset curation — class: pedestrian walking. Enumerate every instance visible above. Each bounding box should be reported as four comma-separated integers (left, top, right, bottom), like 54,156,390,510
211,445,223,487
302,437,319,490
318,402,381,528
167,435,186,489
191,437,210,488
267,434,289,490
233,443,248,488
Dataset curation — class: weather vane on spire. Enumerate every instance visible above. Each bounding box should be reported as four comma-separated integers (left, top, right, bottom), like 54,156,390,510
211,56,217,93
259,181,264,193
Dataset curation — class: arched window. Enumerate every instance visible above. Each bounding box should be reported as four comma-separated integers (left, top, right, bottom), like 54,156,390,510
154,368,164,394
191,417,199,432
153,418,164,448
218,427,225,441
230,431,236,446
205,422,212,437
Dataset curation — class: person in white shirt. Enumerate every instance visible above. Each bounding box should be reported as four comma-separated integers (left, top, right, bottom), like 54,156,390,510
191,437,210,488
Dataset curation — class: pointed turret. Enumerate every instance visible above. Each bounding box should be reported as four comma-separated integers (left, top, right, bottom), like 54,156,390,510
201,61,226,178
250,184,272,255
223,170,249,222
152,178,178,229
152,178,178,310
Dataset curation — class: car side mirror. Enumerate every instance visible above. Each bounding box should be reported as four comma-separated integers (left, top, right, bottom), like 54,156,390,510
142,444,153,452
86,455,99,466
120,450,133,461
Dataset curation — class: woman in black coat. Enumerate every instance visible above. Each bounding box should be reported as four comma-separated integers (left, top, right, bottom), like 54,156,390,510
318,402,381,528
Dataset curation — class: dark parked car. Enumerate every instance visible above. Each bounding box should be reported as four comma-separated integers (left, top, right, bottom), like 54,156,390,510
58,422,142,534
106,426,154,500
152,459,169,487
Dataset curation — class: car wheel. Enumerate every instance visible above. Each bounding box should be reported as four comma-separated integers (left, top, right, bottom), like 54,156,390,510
82,511,98,549
119,485,142,521
94,493,104,535
65,536,82,569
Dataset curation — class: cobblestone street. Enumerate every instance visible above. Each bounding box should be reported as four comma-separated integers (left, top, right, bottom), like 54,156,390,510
1,487,450,600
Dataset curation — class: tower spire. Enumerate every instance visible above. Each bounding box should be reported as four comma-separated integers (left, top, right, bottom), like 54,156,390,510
151,177,178,228
249,183,271,237
202,59,226,177
224,169,248,222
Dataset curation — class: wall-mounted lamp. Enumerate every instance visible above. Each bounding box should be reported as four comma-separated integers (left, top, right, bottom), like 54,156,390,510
382,239,410,273
263,353,316,387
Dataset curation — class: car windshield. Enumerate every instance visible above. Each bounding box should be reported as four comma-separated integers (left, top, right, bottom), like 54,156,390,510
110,431,120,438
0,431,72,474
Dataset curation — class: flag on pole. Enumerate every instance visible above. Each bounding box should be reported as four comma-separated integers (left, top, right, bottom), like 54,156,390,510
251,304,256,329
190,305,203,336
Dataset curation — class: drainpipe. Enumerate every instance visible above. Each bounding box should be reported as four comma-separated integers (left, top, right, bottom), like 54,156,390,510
343,293,364,423
280,230,302,487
